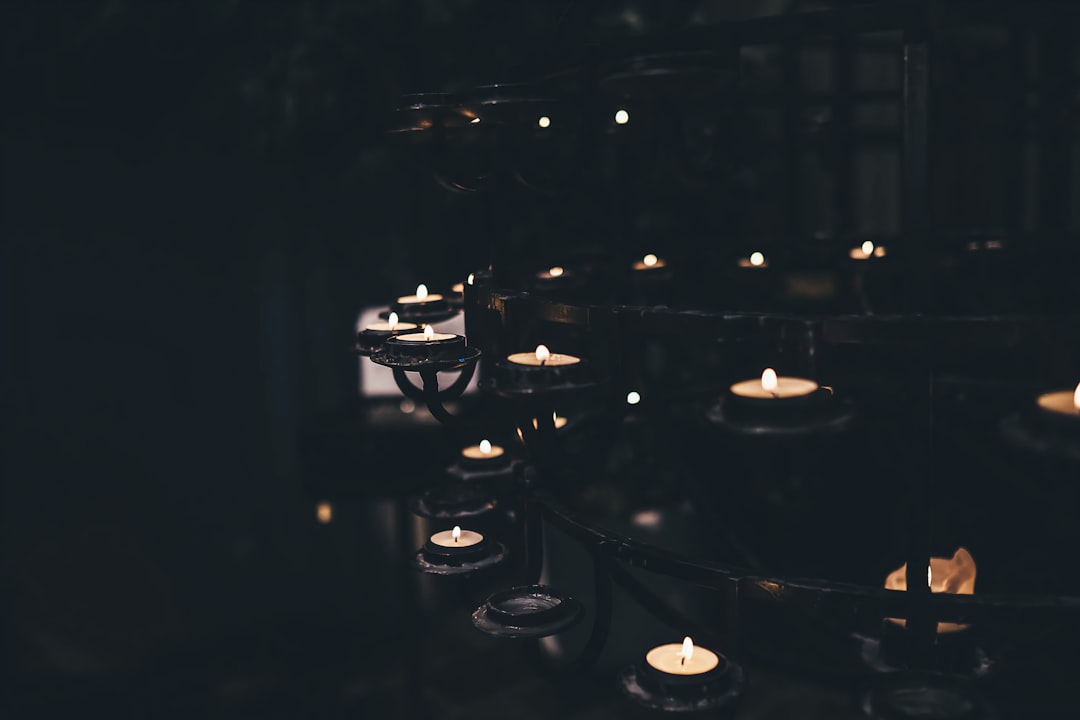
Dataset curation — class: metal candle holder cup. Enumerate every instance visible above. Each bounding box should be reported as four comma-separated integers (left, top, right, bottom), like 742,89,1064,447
709,385,854,437
472,584,584,638
619,650,744,714
413,532,506,576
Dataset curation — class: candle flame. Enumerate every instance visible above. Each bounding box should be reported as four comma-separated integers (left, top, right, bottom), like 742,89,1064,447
316,502,332,524
614,109,630,125
548,266,564,277
470,117,481,124
749,251,765,267
862,241,875,256
388,312,399,331
416,284,429,301
643,253,658,267
761,368,778,392
681,637,694,662
452,526,461,542
538,115,551,128
467,273,475,286
535,345,551,364
928,564,933,589
1074,382,1080,411
479,439,492,455
423,325,435,341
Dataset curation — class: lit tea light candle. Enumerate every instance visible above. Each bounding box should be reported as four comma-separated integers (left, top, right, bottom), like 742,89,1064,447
531,412,569,430
356,311,419,354
461,439,505,461
614,109,630,125
645,637,720,676
429,525,484,548
507,344,581,367
397,283,444,305
737,251,768,268
1036,382,1080,417
364,312,417,334
850,240,888,260
730,368,819,399
536,266,569,281
884,547,976,633
383,324,466,362
633,253,667,271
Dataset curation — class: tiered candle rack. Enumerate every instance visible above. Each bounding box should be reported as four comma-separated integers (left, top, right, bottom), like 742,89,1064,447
353,0,1080,716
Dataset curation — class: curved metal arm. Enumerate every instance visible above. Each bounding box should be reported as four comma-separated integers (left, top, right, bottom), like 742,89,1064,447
390,360,478,427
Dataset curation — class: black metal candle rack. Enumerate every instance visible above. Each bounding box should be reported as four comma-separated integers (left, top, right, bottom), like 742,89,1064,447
356,1,1080,716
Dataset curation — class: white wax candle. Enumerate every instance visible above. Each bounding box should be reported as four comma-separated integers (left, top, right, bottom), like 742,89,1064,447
645,637,719,676
397,284,444,304
430,526,483,548
730,368,818,399
396,329,458,342
1037,383,1080,416
507,344,580,367
462,440,505,460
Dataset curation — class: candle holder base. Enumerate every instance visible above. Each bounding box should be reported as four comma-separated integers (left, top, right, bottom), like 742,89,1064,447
617,656,744,714
410,482,498,521
861,674,993,720
413,539,506,576
707,388,854,437
472,584,584,638
370,346,481,373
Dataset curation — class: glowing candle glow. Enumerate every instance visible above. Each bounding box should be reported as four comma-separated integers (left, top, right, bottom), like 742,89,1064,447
429,525,484,548
394,325,458,343
538,116,551,128
633,253,668,271
506,344,581,367
537,266,568,281
850,241,888,260
615,109,630,125
885,547,976,633
397,284,444,304
364,311,417,333
738,251,768,268
316,502,332,524
1036,382,1080,416
645,637,719,676
461,439,505,460
730,368,818,399
531,412,569,430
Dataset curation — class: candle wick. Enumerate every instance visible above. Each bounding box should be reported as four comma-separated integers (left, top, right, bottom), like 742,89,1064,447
681,656,686,666
770,390,779,399
540,358,546,367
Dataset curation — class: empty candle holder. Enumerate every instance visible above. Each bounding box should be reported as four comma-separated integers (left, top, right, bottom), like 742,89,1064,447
471,584,584,638
410,482,498,522
861,674,992,720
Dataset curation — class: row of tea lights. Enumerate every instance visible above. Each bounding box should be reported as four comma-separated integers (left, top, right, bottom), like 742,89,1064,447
537,243,889,281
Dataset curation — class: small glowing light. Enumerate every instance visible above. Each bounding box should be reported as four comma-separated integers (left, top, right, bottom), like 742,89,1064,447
388,312,399,331
643,253,658,267
399,398,416,414
1074,382,1080,410
681,637,694,663
467,273,476,286
548,266,564,277
452,282,464,293
749,251,765,267
316,502,332,524
761,368,778,392
535,345,551,364
626,391,641,405
862,241,875,256
614,109,630,125
479,439,492,455
452,525,462,542
470,117,481,124
416,284,429,301
538,115,551,128
632,509,663,528
928,564,934,590
516,427,525,442
423,325,435,341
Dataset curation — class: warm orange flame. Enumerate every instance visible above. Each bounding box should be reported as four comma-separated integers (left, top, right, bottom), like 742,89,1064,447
416,284,429,301
535,345,551,364
761,368,778,392
452,525,461,542
479,439,492,455
1074,382,1080,411
681,637,694,662
388,312,399,331
548,266,564,277
643,253,658,267
423,325,435,341
316,502,332,524
885,548,976,633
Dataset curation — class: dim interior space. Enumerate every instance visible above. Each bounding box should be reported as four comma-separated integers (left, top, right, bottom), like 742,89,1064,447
5,1,1080,719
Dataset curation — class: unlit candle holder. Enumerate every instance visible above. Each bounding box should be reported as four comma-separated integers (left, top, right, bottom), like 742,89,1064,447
472,584,584,638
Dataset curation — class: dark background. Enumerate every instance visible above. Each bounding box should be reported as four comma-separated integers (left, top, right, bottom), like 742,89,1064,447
5,1,1079,718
